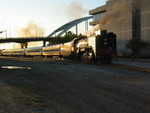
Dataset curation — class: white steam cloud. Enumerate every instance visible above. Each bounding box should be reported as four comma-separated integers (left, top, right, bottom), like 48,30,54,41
65,1,87,20
83,24,100,37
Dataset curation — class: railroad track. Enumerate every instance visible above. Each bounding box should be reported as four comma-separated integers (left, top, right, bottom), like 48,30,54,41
0,56,150,72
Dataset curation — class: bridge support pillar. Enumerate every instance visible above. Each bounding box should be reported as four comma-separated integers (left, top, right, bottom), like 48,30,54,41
76,24,78,35
21,43,28,48
43,41,46,47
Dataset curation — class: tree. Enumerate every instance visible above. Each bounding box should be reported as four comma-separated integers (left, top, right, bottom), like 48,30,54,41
126,38,149,58
62,31,77,43
48,31,86,45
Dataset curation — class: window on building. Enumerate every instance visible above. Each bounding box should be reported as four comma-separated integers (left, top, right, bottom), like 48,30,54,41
93,12,106,21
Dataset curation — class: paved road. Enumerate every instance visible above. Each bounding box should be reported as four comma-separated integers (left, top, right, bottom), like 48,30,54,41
0,57,150,113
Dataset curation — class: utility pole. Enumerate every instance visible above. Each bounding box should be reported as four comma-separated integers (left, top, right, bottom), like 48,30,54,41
5,30,7,38
9,28,11,38
0,30,7,38
0,31,3,39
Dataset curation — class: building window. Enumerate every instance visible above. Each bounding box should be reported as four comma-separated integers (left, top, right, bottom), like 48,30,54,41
93,12,106,21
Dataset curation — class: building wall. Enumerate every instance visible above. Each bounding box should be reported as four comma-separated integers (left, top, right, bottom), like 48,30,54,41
141,0,150,55
105,0,133,55
89,5,106,25
89,0,150,56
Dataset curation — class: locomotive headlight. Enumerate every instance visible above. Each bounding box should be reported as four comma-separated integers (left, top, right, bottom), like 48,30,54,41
89,53,92,56
104,42,107,45
104,38,107,45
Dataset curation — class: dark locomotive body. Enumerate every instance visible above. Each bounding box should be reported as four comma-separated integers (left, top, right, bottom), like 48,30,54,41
0,30,117,64
70,30,117,63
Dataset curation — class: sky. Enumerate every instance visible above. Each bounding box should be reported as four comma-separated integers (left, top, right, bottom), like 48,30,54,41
0,0,107,36
0,0,107,49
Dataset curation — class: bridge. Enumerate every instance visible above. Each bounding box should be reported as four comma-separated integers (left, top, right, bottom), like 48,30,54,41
0,37,53,47
48,16,93,37
0,16,93,48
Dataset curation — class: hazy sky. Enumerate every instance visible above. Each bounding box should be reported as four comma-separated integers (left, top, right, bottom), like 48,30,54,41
0,0,107,37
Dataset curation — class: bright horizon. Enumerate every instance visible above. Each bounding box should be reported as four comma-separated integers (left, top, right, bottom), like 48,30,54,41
0,0,107,49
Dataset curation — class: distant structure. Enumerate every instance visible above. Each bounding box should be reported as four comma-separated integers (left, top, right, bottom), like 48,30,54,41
0,37,52,48
47,16,93,37
0,16,93,48
89,0,150,56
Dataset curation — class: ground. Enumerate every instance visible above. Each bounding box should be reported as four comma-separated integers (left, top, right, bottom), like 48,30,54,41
0,56,150,113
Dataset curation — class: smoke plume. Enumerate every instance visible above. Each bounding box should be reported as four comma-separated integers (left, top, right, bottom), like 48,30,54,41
19,21,44,37
99,0,132,30
17,21,45,48
84,0,132,36
83,24,100,37
65,1,87,20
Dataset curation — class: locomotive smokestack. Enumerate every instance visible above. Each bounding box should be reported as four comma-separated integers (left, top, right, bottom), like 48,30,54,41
100,30,107,36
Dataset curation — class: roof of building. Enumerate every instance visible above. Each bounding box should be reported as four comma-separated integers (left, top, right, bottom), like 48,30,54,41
89,5,106,15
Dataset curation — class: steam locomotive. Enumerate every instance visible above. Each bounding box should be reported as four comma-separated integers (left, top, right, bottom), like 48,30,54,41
0,30,117,63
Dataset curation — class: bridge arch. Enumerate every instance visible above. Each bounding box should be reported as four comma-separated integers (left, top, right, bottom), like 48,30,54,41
0,16,93,48
47,16,93,37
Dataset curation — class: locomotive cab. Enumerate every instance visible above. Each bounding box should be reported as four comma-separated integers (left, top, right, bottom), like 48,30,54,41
78,30,117,63
96,30,117,63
